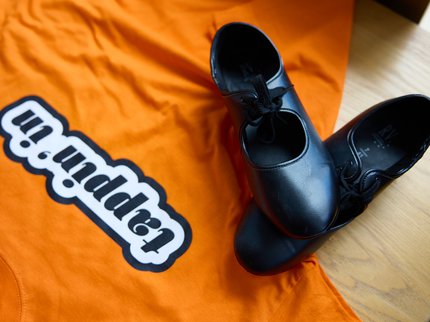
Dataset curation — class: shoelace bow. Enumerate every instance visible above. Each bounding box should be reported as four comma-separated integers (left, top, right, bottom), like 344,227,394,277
337,161,381,213
241,74,293,143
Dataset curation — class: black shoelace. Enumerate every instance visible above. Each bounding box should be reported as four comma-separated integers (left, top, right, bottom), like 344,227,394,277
241,74,293,143
337,161,381,214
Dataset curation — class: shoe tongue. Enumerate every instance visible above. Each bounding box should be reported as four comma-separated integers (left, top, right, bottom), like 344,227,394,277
247,74,274,143
250,74,272,107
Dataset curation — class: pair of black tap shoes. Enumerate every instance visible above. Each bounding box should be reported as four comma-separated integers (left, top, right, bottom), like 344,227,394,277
210,22,430,274
234,94,430,274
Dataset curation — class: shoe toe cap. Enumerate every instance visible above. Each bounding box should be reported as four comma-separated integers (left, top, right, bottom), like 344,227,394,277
265,175,339,238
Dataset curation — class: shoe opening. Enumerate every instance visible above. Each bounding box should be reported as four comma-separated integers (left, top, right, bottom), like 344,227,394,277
213,23,280,92
353,95,430,175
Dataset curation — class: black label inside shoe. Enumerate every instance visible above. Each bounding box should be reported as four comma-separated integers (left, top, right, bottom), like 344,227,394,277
357,147,370,159
372,124,399,149
240,63,260,82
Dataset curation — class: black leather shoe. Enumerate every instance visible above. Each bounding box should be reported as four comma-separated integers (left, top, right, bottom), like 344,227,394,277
235,94,430,275
210,22,339,239
326,94,430,221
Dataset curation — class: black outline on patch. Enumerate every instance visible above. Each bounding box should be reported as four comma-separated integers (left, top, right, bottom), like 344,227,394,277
0,96,192,272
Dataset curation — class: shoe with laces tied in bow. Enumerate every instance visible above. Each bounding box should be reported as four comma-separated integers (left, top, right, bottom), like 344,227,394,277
234,94,430,275
210,22,339,239
326,94,430,224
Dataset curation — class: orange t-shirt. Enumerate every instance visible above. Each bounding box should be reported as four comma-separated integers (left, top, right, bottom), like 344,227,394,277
0,0,359,321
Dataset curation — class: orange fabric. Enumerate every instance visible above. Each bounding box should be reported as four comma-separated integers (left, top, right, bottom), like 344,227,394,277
0,0,359,321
